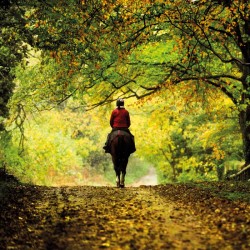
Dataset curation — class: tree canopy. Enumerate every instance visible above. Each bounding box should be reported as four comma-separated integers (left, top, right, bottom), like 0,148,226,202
1,0,250,183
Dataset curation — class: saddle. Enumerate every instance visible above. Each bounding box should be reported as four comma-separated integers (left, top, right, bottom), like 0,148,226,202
105,129,136,154
110,130,130,142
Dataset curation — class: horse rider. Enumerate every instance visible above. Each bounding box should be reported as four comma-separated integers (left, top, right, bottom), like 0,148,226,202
103,98,136,153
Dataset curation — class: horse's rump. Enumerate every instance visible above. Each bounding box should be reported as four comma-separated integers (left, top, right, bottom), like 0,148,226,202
110,130,135,155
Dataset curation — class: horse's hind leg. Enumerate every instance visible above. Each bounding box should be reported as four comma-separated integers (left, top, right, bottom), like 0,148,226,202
120,172,125,188
116,170,120,188
112,154,120,188
120,158,128,188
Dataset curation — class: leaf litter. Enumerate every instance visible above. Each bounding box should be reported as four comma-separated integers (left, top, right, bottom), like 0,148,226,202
0,181,250,249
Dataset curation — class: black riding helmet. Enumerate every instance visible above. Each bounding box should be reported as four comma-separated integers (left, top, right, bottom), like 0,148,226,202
116,98,124,107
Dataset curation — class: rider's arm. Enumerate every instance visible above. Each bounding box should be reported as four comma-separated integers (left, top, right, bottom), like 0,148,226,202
110,110,115,128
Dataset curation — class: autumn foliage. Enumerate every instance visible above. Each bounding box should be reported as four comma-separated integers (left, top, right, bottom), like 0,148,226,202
1,0,250,182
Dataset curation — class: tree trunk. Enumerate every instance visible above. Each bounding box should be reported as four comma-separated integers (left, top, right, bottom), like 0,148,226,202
235,103,250,180
235,34,250,180
170,162,177,182
239,105,250,165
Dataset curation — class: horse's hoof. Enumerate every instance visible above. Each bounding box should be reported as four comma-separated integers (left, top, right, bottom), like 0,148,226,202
116,182,120,188
120,184,125,188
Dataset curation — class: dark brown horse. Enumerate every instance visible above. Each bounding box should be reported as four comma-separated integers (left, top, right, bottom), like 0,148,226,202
110,130,132,188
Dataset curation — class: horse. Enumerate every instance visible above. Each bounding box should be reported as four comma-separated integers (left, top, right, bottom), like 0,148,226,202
110,130,133,188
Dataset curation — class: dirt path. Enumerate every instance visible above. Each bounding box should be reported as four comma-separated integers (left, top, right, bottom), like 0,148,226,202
0,183,250,249
130,166,158,187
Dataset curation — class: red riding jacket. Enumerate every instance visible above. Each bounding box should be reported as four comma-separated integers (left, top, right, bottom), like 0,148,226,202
110,108,130,128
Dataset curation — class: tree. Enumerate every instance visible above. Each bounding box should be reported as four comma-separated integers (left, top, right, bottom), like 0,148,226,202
102,0,249,166
133,85,241,182
69,0,249,173
147,0,250,175
0,0,36,172
3,0,250,178
0,1,30,128
160,0,250,169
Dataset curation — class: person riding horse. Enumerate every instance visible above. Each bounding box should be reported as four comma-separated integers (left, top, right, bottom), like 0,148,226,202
103,98,136,154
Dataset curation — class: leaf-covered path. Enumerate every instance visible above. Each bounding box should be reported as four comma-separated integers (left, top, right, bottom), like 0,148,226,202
0,182,250,249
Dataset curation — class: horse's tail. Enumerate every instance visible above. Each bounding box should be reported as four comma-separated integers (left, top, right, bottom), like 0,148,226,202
117,135,125,159
116,135,128,174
